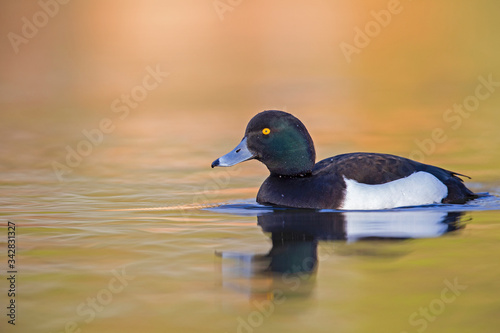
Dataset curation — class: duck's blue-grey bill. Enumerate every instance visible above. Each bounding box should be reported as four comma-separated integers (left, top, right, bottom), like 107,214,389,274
211,137,255,168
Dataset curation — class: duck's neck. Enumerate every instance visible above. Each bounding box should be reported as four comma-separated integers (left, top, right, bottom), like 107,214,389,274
265,143,315,176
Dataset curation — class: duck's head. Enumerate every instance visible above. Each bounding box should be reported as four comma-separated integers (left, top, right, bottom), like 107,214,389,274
211,110,316,176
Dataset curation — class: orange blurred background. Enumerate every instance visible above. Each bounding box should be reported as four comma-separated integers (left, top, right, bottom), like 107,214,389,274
1,0,499,179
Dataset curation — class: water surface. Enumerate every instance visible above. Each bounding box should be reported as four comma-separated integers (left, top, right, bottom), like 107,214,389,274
2,120,500,332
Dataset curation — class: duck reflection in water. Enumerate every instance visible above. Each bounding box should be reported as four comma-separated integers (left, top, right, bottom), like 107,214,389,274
216,208,465,300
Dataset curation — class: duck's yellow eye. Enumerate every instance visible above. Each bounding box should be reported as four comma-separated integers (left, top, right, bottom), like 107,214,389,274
262,128,271,135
